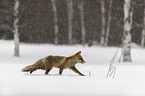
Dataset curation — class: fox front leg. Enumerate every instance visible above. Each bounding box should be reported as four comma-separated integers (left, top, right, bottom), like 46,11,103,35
69,66,85,76
59,68,63,75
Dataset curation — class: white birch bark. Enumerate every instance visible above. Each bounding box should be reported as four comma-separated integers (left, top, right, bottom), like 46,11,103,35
104,0,113,47
101,0,105,46
78,0,85,46
51,0,58,44
141,8,145,48
66,0,73,45
123,0,132,62
14,0,20,57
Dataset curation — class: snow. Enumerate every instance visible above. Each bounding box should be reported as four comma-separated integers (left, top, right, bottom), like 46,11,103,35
0,40,145,96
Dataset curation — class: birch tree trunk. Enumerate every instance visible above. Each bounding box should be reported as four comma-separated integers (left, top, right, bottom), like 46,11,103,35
100,0,105,46
51,0,58,45
66,0,73,45
104,0,113,47
14,0,20,57
78,0,85,46
123,0,132,62
141,8,145,48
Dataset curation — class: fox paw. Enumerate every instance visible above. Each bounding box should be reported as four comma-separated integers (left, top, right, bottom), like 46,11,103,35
30,71,33,74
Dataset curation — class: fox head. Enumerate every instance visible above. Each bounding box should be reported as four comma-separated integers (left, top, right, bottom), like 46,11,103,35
74,51,86,64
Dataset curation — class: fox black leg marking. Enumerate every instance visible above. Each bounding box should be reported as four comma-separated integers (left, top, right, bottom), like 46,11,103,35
30,71,33,74
69,66,85,76
30,68,37,74
45,67,52,75
59,68,63,75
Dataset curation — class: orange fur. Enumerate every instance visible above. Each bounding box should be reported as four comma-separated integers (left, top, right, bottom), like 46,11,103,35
22,51,85,76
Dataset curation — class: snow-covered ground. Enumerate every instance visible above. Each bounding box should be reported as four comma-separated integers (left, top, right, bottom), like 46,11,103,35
0,40,145,96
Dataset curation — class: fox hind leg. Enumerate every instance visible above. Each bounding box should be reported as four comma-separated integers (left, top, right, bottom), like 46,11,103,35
30,71,33,74
59,68,63,75
69,66,85,76
29,68,37,74
45,67,52,75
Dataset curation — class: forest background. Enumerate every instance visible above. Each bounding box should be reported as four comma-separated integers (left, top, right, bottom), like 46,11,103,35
0,0,144,46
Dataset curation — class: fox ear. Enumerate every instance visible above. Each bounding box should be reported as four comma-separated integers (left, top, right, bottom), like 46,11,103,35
76,51,81,55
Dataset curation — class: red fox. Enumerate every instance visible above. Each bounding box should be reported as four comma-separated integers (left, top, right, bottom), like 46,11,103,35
22,51,85,76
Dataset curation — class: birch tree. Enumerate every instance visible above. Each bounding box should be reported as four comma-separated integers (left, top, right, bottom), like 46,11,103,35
104,0,113,47
141,8,145,48
100,0,105,46
66,0,73,45
123,0,133,62
13,0,20,57
78,0,85,46
51,0,58,44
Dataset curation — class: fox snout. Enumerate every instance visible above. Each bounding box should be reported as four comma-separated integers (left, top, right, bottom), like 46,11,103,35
81,60,86,64
79,58,85,64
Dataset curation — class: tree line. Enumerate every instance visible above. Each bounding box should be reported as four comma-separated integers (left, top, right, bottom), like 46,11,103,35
0,0,144,46
0,0,145,62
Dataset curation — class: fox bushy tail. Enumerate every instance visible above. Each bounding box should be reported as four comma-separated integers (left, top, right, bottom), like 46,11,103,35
22,58,45,73
21,64,38,72
21,58,45,74
22,58,45,72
